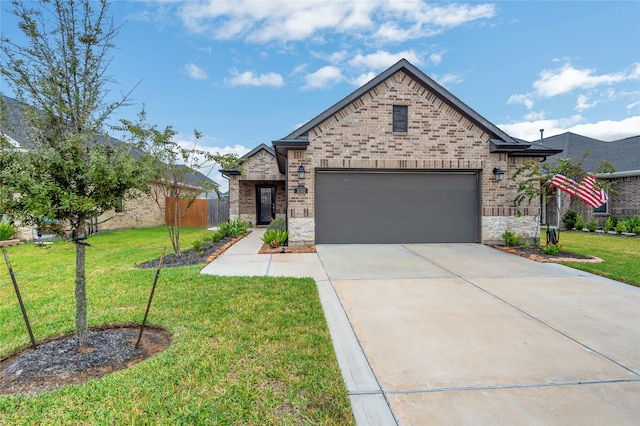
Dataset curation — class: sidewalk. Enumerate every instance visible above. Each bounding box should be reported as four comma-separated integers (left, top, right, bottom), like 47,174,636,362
200,228,328,280
200,229,394,424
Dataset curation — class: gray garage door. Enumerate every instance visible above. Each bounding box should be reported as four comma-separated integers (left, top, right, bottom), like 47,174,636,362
315,170,480,244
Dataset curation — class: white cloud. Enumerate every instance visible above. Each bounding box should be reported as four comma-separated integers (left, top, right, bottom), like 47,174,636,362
348,50,422,70
533,63,640,98
225,69,284,88
303,66,343,90
177,1,495,44
183,63,208,80
576,94,598,111
351,72,377,87
507,93,534,110
429,52,443,66
434,73,464,87
498,115,640,142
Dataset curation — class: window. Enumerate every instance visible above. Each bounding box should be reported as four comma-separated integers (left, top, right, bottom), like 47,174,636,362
114,197,124,213
393,105,408,133
593,202,607,214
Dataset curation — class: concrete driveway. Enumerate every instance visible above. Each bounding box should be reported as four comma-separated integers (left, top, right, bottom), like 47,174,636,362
202,232,640,424
315,243,640,425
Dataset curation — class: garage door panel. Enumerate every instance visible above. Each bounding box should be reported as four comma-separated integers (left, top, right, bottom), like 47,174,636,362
315,171,479,244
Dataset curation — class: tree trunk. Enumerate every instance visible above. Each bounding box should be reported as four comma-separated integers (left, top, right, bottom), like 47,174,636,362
75,233,88,347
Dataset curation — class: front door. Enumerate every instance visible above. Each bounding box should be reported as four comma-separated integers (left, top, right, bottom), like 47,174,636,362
256,185,275,225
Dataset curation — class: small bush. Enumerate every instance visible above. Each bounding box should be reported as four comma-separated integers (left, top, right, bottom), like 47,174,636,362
540,244,560,256
191,231,225,254
0,221,16,240
262,229,288,248
219,218,250,237
615,221,627,235
603,216,613,233
502,230,523,247
575,214,584,230
562,209,578,230
624,216,640,234
586,219,598,232
267,217,286,232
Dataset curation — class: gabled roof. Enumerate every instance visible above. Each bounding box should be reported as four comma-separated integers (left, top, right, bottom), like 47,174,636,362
241,143,275,159
538,132,640,173
272,59,542,171
220,143,275,176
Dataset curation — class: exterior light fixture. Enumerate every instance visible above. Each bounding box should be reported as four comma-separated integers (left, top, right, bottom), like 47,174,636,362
297,165,306,179
492,167,505,182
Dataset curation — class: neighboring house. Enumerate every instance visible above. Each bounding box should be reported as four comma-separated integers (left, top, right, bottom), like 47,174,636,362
1,94,217,240
531,132,640,227
224,59,559,245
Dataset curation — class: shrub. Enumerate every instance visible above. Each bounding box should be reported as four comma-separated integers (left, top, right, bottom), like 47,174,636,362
586,219,598,232
0,221,16,240
191,231,225,254
219,218,250,238
574,214,584,230
603,216,613,233
502,230,523,247
262,229,288,248
615,221,627,235
624,216,640,234
267,217,287,232
562,209,578,230
540,244,560,256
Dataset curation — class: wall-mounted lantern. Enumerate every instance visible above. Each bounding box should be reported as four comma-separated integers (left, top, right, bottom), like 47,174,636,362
492,167,505,182
297,165,306,179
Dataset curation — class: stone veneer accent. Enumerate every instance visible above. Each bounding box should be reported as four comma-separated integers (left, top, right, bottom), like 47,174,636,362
284,70,538,245
287,218,315,245
482,215,539,244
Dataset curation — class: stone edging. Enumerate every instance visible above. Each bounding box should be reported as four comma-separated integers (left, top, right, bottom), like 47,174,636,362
0,239,21,248
490,245,603,264
204,231,251,265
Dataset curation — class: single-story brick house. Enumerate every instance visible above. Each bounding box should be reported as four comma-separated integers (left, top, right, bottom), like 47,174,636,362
1,95,216,240
223,59,560,245
532,132,640,228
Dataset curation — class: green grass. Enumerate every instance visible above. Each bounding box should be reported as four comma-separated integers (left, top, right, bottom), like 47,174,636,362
0,227,354,424
557,230,640,287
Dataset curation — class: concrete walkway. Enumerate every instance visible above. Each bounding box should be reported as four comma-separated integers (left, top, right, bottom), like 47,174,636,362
201,230,640,425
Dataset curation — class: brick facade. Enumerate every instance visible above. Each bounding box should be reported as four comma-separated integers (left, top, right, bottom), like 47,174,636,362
284,70,538,244
226,62,547,245
227,148,286,225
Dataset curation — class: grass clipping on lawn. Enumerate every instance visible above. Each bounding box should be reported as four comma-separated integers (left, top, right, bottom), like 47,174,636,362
0,227,354,425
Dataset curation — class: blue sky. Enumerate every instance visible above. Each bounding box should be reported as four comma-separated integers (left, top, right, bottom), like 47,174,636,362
2,1,639,190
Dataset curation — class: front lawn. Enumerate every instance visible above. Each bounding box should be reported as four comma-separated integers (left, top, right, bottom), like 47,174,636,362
0,227,354,424
557,230,640,287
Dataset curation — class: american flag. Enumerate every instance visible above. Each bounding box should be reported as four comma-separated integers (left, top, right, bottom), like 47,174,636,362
549,174,577,195
576,174,608,208
550,174,608,208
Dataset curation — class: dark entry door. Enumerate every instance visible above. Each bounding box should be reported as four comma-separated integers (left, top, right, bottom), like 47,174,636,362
257,185,275,225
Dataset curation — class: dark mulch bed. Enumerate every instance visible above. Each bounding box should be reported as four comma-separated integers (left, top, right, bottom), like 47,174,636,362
489,244,601,263
0,325,171,395
137,236,235,269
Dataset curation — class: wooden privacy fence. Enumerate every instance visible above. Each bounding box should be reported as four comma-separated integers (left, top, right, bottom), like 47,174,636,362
165,198,229,227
